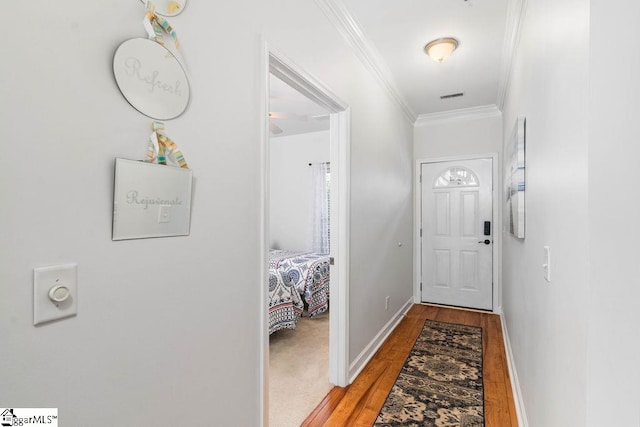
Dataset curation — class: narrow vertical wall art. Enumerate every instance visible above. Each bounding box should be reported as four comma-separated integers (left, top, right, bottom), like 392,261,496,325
506,116,526,238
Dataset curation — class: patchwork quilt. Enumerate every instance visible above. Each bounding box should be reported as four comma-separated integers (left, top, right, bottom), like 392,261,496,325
269,250,330,318
268,270,303,335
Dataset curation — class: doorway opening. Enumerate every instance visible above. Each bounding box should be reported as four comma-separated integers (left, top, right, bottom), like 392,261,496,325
260,47,350,426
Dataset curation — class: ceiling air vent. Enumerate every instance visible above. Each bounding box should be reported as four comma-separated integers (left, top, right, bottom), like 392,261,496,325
440,92,464,99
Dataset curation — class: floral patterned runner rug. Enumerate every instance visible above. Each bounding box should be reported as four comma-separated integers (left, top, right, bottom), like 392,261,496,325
374,320,484,427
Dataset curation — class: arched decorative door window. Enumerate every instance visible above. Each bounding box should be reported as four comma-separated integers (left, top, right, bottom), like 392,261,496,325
433,167,479,188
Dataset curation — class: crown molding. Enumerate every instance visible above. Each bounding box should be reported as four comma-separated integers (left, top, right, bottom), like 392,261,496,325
314,0,418,124
496,0,528,110
415,105,502,126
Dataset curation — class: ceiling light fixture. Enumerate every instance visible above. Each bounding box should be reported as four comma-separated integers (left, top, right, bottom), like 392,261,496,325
424,37,459,63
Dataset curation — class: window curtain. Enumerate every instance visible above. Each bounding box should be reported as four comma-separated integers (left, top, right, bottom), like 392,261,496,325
310,163,330,254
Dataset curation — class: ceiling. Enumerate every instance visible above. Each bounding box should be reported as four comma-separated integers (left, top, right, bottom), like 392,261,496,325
342,0,510,116
269,74,330,138
269,0,511,136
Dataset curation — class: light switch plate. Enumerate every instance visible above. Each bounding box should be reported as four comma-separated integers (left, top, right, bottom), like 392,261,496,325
34,264,77,326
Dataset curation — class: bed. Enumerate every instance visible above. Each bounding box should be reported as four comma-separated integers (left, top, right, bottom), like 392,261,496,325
269,249,330,318
268,270,304,335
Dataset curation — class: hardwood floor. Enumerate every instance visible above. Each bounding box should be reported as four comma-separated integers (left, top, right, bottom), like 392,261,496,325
301,303,518,427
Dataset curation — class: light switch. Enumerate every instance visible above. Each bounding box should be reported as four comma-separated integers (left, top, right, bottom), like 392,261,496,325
34,264,77,326
543,246,551,282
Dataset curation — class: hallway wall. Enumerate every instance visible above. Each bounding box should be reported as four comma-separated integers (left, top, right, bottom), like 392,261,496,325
586,0,640,424
414,112,502,160
0,2,413,425
500,0,590,425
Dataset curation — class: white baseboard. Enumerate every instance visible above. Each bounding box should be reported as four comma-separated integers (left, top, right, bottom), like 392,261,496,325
348,297,413,383
500,313,528,427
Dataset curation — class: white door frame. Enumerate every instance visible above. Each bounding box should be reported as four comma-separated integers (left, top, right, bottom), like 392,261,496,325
413,153,501,314
259,43,351,426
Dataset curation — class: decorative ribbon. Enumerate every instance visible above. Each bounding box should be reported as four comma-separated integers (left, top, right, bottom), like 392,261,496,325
147,121,189,169
143,1,180,50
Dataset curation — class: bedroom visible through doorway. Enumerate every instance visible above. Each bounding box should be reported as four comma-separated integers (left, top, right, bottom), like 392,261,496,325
261,49,351,427
267,72,333,426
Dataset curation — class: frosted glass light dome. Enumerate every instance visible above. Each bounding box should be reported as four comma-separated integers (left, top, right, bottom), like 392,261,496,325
424,38,459,63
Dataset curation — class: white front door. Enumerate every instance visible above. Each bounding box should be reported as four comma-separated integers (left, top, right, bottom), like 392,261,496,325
420,159,493,310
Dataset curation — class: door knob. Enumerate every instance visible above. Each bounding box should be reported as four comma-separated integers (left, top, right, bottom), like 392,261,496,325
478,239,491,245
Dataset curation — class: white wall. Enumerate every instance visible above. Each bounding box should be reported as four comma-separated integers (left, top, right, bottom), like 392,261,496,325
0,1,413,425
347,85,414,360
586,0,640,424
269,131,329,251
414,113,502,160
500,0,591,425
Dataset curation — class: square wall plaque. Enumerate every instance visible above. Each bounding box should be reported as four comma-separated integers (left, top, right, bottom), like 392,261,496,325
112,158,193,240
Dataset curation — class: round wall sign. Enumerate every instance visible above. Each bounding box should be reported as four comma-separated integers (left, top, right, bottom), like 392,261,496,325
153,0,188,17
113,38,190,120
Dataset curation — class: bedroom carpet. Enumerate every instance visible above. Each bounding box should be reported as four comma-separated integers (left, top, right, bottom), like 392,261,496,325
269,310,331,427
374,320,484,427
